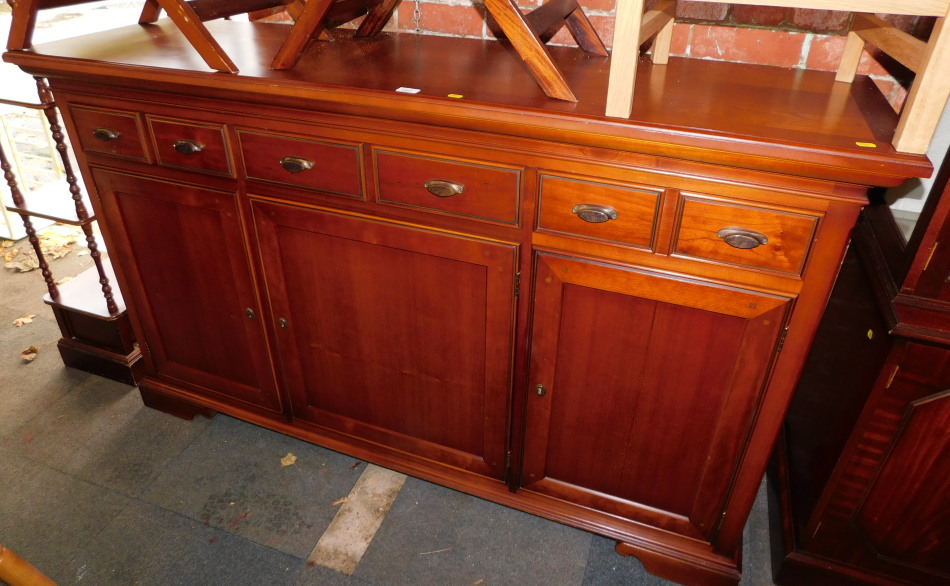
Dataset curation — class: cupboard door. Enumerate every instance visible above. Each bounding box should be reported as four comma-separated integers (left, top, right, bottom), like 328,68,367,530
92,170,281,411
252,200,517,479
522,252,791,541
808,343,950,582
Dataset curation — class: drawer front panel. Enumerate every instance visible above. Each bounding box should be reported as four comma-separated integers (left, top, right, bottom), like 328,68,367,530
375,150,521,225
239,131,362,197
149,117,231,175
70,106,147,161
537,174,661,250
675,196,819,275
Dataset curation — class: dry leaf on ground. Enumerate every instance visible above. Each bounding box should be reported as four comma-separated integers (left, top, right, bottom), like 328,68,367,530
13,314,36,327
20,346,38,361
331,497,348,506
280,452,297,467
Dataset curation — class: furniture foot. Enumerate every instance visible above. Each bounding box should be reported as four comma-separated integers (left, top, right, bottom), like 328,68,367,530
139,384,217,421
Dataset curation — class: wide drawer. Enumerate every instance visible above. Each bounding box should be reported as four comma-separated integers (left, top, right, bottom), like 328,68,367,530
148,117,231,175
69,106,147,161
238,130,362,197
537,173,661,250
674,195,819,275
375,149,521,225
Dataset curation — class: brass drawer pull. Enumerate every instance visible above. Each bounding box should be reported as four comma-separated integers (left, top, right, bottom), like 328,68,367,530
172,139,204,155
572,204,618,223
717,228,769,249
279,156,315,174
92,127,121,142
424,179,465,198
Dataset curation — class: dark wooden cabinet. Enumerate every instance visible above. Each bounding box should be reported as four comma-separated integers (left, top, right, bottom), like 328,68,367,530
252,200,517,480
91,170,282,413
771,149,950,585
6,20,935,585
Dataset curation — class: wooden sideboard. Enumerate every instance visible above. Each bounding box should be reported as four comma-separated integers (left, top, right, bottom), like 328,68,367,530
4,19,933,585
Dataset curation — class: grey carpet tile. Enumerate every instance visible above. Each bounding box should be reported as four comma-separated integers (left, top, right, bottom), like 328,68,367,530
0,452,138,584
65,498,303,586
348,476,591,586
141,415,365,558
0,312,89,437
2,373,209,498
581,535,670,586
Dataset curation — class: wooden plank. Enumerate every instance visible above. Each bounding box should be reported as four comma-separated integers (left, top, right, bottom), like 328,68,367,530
605,0,645,117
188,0,287,21
853,13,927,72
483,0,577,101
894,16,950,153
6,0,41,50
524,0,577,42
355,0,400,37
139,0,163,23
641,0,675,65
680,0,949,17
565,6,609,56
153,0,238,72
271,0,335,69
835,30,865,83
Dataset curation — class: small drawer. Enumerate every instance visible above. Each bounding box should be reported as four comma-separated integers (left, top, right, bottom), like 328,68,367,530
239,131,362,197
375,149,521,225
69,106,147,161
537,174,661,249
674,196,819,275
149,117,231,175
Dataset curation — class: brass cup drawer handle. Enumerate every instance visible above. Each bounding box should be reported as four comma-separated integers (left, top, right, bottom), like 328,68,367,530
279,156,315,174
717,228,769,249
572,204,618,223
172,139,204,155
424,179,465,198
92,127,121,142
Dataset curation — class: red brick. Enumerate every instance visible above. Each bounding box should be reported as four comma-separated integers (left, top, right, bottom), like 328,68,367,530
874,13,916,34
579,0,615,14
857,47,895,77
548,25,575,47
730,6,786,27
397,2,484,36
676,1,729,22
670,21,690,56
589,13,616,49
805,34,845,71
872,77,909,113
689,24,804,68
790,9,851,33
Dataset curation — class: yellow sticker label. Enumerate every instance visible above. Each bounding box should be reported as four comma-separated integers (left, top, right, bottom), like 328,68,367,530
447,94,463,99
856,142,877,148
867,329,874,340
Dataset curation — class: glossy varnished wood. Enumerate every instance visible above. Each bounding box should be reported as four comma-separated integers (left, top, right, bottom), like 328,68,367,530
3,21,931,186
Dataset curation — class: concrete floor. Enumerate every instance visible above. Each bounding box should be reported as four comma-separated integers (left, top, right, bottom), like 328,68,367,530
0,237,776,585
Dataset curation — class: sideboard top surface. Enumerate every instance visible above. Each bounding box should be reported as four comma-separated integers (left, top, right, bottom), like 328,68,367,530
3,19,932,185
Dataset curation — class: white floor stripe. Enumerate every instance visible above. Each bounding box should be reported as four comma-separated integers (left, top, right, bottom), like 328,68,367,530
307,464,407,575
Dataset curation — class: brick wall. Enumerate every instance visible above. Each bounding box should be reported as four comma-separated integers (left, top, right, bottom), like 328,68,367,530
255,2,936,110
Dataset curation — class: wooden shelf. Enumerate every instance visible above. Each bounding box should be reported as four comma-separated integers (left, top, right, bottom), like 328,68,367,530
5,181,95,225
44,254,125,319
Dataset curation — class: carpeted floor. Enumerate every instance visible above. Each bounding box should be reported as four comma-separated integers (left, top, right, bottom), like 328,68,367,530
0,244,775,586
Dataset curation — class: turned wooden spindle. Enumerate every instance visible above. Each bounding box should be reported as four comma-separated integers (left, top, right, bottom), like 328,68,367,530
35,77,119,315
0,138,58,298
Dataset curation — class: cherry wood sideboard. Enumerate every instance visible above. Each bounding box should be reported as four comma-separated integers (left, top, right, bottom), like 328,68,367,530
4,20,933,585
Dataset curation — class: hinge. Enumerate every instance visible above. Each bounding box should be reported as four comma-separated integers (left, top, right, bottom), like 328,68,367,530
922,241,938,272
504,450,512,474
886,364,900,389
514,272,521,298
713,510,727,536
775,326,790,353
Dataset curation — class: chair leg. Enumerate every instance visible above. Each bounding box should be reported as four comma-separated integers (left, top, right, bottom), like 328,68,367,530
0,544,56,586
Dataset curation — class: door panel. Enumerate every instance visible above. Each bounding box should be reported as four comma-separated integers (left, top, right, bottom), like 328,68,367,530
252,200,517,479
92,170,281,411
523,252,790,540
